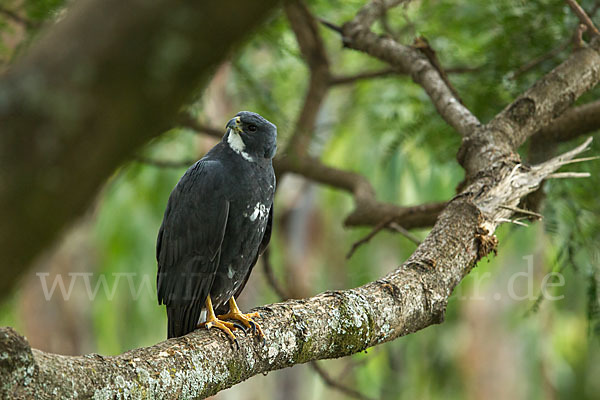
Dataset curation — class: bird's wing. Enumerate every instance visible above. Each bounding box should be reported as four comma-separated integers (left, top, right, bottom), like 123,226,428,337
156,160,230,336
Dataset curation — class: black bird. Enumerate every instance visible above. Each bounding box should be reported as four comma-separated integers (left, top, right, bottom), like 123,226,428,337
156,111,276,341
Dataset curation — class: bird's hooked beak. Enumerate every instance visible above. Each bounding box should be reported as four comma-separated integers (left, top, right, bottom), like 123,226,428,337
226,116,243,133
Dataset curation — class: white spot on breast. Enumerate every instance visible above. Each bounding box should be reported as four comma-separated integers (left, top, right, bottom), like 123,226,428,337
227,265,234,279
227,129,254,162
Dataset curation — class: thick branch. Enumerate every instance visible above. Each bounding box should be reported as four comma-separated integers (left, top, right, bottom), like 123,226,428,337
0,0,280,298
485,40,600,150
274,156,444,228
459,38,600,178
341,1,481,136
1,138,590,398
284,0,331,157
535,100,600,142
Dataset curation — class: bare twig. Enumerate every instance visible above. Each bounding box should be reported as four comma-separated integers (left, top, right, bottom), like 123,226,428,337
497,218,529,227
510,39,571,79
177,114,223,138
133,156,195,169
309,362,375,400
566,0,600,37
389,222,422,244
498,205,543,220
318,18,343,34
262,248,288,300
412,36,464,104
347,217,395,259
547,172,591,179
560,156,600,165
574,24,589,48
346,217,421,259
329,64,478,86
330,68,397,85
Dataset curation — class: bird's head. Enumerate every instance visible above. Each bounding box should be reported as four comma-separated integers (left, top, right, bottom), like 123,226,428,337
225,111,277,161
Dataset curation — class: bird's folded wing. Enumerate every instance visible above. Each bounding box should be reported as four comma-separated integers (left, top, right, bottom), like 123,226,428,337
156,161,230,307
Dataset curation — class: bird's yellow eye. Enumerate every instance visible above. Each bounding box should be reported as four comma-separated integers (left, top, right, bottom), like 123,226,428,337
248,125,257,132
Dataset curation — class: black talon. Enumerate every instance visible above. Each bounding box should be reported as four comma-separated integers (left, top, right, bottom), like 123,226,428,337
232,320,247,332
248,320,257,334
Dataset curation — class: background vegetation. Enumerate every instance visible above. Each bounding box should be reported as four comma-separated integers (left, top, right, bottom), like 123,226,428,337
1,0,599,399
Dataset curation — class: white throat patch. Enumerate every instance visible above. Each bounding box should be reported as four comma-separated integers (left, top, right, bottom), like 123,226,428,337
227,129,254,162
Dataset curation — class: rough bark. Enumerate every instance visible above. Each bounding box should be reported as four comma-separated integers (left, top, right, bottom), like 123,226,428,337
0,0,280,301
535,99,600,142
459,40,600,177
0,137,592,399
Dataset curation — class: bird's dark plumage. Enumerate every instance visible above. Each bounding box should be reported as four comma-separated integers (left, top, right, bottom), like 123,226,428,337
157,111,276,339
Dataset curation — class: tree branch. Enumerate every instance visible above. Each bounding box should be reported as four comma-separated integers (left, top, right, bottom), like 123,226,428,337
284,0,331,158
346,216,420,259
534,100,600,142
510,39,571,80
274,155,445,229
309,362,375,400
566,0,600,37
330,67,397,85
0,6,35,29
1,137,592,398
341,1,481,136
458,37,600,178
177,114,224,139
262,249,373,400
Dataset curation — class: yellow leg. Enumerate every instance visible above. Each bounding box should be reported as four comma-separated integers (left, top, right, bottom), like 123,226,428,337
197,295,239,345
218,297,265,339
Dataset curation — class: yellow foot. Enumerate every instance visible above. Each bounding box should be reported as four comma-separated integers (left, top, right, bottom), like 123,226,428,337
198,317,240,347
217,310,265,340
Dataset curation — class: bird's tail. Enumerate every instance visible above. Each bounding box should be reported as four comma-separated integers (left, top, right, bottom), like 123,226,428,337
166,303,204,338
